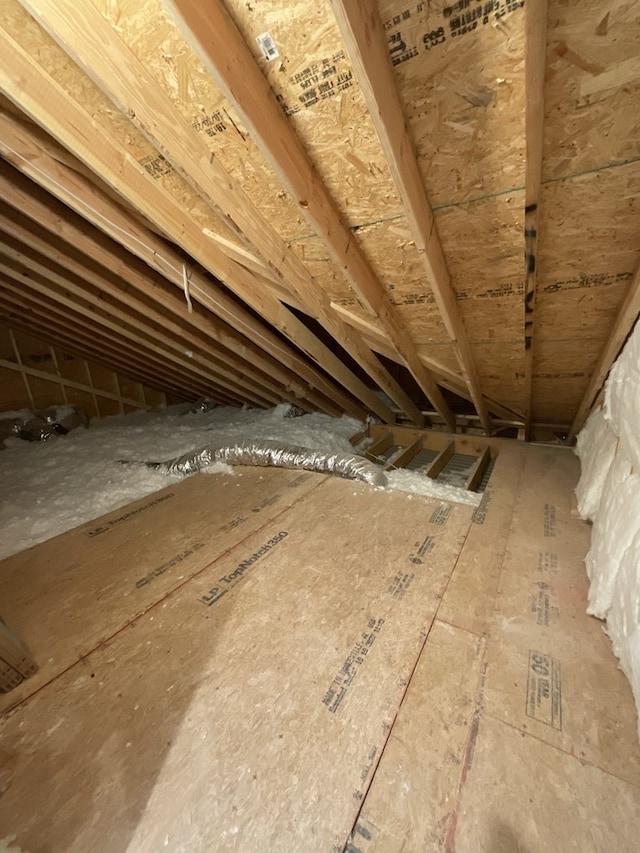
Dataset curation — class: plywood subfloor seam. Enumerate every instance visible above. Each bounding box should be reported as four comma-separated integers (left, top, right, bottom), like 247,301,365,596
482,712,640,793
443,648,488,853
342,509,478,850
434,616,485,639
1,473,327,717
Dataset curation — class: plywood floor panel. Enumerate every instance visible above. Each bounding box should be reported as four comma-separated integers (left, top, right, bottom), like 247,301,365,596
2,447,639,852
454,716,640,853
0,468,321,711
0,475,473,852
346,620,486,852
437,442,526,636
352,444,640,853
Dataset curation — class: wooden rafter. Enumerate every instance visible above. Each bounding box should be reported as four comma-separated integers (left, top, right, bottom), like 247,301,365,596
329,0,490,435
0,105,371,421
0,256,275,406
0,356,161,412
0,246,278,408
0,173,339,414
0,293,236,404
159,0,456,430
13,0,427,425
331,304,525,422
523,0,548,440
0,224,294,408
568,259,640,440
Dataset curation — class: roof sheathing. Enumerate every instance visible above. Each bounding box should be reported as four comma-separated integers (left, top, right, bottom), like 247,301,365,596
0,0,637,431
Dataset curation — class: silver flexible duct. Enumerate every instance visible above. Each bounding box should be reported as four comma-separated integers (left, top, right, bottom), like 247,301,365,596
146,439,387,487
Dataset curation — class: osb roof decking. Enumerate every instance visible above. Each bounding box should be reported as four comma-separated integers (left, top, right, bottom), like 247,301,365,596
0,0,638,438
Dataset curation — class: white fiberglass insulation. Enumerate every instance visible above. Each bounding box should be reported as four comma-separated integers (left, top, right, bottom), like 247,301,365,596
575,321,640,739
605,323,640,471
584,447,639,619
574,407,617,521
0,403,479,562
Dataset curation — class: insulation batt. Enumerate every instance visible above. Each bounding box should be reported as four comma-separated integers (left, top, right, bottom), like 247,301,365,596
605,322,640,472
575,320,640,740
584,447,640,619
574,408,617,521
606,527,640,740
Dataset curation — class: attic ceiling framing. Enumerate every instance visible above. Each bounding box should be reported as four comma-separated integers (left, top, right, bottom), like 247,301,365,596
0,0,638,435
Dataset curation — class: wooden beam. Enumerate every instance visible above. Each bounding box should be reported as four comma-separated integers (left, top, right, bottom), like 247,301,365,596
159,0,458,429
9,328,35,409
49,345,68,404
0,96,372,423
465,447,492,492
569,260,640,440
0,166,337,416
0,248,277,409
425,441,455,480
0,289,240,406
363,432,394,464
0,261,257,408
523,0,548,440
385,437,423,471
0,308,231,407
0,133,356,420
330,0,490,435
0,216,298,408
333,303,524,422
0,356,158,411
7,4,412,425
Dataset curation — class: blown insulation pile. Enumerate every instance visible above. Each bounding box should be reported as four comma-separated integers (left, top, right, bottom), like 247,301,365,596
0,403,479,562
575,323,640,739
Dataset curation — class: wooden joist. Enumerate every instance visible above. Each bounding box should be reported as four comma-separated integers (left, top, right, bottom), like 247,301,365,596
0,172,341,413
333,303,524,422
0,357,160,412
0,193,332,414
161,0,456,430
12,0,418,424
386,437,423,471
426,441,455,481
0,300,225,405
523,0,548,440
0,114,363,419
363,432,394,464
330,0,490,435
0,233,289,408
0,67,381,423
0,287,244,407
0,247,278,409
465,446,492,492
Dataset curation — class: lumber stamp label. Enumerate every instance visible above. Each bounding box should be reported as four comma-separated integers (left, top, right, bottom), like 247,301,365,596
322,618,385,714
135,541,206,589
199,530,289,606
526,650,562,730
537,550,558,575
409,533,436,565
472,484,492,525
85,492,175,537
543,503,557,537
430,504,452,526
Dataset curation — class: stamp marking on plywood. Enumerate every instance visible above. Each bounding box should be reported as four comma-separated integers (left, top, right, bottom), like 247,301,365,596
526,650,562,730
322,618,385,714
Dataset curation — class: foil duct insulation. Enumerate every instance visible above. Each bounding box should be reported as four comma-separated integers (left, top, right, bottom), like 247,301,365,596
0,405,89,446
184,398,219,415
147,440,388,487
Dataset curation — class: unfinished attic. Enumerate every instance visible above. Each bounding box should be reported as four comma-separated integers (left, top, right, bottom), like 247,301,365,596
1,0,640,849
